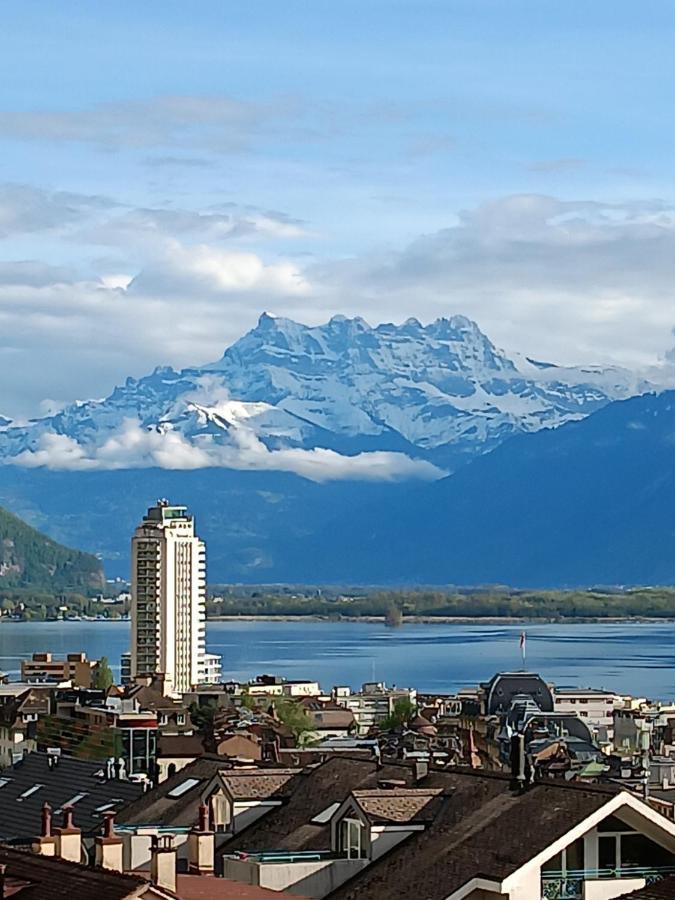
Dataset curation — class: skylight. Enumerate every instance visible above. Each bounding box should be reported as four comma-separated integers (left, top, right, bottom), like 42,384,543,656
18,783,44,800
167,778,200,798
55,792,88,813
0,778,10,789
311,802,341,824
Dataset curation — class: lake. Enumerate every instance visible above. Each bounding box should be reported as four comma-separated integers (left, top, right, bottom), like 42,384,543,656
1,619,674,698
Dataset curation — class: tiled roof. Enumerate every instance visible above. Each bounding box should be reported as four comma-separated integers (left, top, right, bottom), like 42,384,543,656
352,788,443,824
225,757,417,854
176,874,310,898
0,752,142,842
329,771,620,900
116,755,227,828
0,844,147,900
157,734,206,757
219,769,302,801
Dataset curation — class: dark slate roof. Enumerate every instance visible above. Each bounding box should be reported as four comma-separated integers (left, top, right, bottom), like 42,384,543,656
116,754,225,828
225,757,417,854
328,771,620,900
0,752,142,842
0,844,147,900
621,876,675,900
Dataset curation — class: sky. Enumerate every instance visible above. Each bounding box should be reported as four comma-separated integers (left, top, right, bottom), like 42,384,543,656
3,0,675,418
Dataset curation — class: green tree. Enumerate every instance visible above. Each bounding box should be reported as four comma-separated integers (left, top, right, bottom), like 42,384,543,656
93,656,114,690
189,702,218,752
381,698,417,731
273,698,315,746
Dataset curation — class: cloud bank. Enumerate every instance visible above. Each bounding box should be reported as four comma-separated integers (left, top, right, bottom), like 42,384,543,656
13,420,444,483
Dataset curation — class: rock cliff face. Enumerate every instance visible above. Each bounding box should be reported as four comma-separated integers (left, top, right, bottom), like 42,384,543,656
0,313,650,475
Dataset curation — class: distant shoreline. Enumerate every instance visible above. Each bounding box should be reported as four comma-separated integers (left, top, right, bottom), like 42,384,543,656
206,614,675,624
3,614,675,626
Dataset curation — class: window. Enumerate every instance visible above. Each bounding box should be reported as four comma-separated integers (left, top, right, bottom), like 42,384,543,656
340,818,365,860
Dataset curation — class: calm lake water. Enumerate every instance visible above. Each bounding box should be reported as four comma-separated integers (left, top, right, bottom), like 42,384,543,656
1,619,674,698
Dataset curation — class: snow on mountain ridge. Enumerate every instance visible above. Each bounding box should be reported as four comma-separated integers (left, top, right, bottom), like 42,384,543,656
0,313,655,477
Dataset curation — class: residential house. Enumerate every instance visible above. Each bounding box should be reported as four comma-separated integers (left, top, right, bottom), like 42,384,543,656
221,766,675,900
0,751,141,843
0,684,52,768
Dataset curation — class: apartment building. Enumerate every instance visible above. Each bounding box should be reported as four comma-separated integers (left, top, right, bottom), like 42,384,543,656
130,500,219,697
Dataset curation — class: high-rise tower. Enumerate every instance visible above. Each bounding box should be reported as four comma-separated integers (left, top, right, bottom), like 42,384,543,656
130,500,210,696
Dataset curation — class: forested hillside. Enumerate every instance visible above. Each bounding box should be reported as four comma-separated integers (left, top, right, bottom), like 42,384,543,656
0,505,104,593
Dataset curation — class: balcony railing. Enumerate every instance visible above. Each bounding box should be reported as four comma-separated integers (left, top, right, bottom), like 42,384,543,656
229,850,335,865
542,867,675,900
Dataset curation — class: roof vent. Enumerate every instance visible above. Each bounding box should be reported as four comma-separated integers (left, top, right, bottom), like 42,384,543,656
377,779,407,790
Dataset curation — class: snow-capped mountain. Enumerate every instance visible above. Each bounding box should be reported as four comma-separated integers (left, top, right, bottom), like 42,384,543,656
0,312,653,477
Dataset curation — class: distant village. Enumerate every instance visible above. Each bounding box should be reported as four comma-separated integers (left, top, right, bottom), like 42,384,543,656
2,501,675,899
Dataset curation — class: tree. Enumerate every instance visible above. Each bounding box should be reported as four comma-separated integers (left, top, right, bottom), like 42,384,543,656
273,698,315,746
189,702,218,752
381,698,417,731
384,604,403,627
93,656,114,690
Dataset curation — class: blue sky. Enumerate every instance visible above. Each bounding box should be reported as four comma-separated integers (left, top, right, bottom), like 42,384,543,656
2,1,675,416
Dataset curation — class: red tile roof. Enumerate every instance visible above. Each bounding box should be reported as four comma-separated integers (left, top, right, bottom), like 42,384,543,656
176,874,309,899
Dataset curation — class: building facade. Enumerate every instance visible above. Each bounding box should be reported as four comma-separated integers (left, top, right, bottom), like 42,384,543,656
130,501,214,697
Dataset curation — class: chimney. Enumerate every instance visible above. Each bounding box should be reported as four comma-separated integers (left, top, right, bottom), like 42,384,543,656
55,806,82,863
0,863,6,900
32,802,57,857
150,834,176,893
94,812,124,873
414,760,429,783
187,803,215,876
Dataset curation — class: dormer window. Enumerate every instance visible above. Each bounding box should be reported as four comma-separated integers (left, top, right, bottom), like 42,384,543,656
340,817,365,859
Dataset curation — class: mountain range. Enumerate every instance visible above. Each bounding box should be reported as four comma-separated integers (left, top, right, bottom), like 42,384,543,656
0,313,650,475
0,313,668,585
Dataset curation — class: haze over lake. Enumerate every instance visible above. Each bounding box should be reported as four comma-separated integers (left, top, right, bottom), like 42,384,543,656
1,620,674,699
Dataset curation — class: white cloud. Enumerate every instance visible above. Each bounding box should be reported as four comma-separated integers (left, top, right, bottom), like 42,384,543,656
312,194,675,369
13,419,444,482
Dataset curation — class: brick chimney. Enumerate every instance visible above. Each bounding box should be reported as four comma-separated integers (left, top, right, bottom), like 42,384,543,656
0,863,6,900
32,802,57,857
150,834,176,893
55,806,81,864
187,803,215,876
94,812,124,873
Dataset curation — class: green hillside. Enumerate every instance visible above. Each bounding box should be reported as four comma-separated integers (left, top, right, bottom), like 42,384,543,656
0,505,104,593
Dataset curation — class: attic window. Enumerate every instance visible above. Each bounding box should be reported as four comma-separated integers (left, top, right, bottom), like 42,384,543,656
167,778,200,798
18,784,44,800
311,802,341,824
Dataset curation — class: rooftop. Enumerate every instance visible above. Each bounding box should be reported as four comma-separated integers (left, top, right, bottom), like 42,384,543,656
352,788,443,824
116,755,225,829
219,769,302,801
0,752,141,842
0,844,147,900
329,771,621,900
